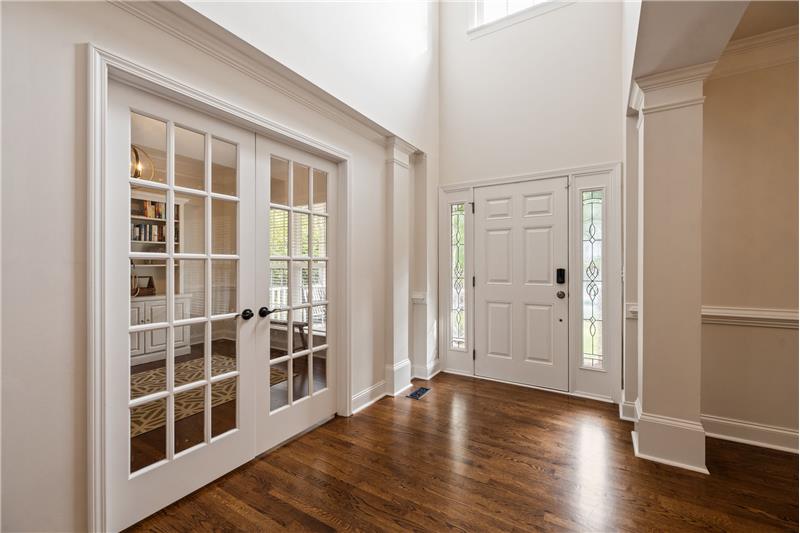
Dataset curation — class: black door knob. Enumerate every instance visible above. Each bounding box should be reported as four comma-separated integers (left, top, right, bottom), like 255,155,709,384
240,308,254,320
259,306,276,318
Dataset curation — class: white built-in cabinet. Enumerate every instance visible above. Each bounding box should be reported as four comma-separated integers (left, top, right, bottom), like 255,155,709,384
130,295,192,363
129,189,192,364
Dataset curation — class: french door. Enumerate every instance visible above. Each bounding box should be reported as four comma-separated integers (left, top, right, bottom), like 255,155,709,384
107,81,336,530
474,178,569,390
255,136,337,452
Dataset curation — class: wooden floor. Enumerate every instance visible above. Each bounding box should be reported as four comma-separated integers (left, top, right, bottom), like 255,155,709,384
128,373,798,532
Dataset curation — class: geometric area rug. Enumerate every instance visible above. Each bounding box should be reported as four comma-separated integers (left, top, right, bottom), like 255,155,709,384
130,354,292,437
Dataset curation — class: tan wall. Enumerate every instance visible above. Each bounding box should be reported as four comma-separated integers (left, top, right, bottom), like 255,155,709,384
702,60,798,428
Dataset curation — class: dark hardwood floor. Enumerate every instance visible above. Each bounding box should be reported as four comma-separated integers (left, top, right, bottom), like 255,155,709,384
127,372,798,532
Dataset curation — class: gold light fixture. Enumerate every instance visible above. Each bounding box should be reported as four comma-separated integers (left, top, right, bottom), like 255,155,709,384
130,144,155,180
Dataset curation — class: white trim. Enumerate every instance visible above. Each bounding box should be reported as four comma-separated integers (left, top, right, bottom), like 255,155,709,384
641,97,706,116
441,161,619,192
710,25,798,81
626,303,799,329
412,358,441,380
87,43,355,532
702,306,799,329
385,359,413,396
636,61,718,92
619,400,637,422
701,414,798,454
631,431,710,475
351,381,387,414
635,411,709,474
468,1,575,40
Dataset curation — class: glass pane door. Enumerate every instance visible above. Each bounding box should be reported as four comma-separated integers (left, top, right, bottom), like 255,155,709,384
108,81,256,531
255,136,336,452
268,158,329,411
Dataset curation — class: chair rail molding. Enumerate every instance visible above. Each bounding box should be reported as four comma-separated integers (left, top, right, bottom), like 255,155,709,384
626,303,799,329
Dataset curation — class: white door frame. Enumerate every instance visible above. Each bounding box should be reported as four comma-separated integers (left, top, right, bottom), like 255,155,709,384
87,43,353,532
438,162,622,403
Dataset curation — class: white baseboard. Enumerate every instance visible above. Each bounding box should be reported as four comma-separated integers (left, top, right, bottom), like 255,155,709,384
412,358,441,380
619,400,637,422
702,414,798,453
351,380,386,414
635,411,709,474
385,358,412,396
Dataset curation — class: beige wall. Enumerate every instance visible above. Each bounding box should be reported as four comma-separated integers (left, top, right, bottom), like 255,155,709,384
701,60,798,428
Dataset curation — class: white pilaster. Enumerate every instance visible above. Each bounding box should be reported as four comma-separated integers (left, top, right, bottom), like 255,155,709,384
631,62,716,473
385,137,415,396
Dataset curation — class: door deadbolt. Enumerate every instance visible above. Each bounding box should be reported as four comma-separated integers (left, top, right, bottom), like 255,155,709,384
556,291,566,299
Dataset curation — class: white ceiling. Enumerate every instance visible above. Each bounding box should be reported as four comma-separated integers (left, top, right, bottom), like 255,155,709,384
632,1,749,79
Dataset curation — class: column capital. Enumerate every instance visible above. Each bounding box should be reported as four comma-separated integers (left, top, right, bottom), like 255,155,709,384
386,136,417,168
631,61,717,115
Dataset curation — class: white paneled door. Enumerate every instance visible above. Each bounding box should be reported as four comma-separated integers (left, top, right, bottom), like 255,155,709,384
107,81,337,531
474,178,569,390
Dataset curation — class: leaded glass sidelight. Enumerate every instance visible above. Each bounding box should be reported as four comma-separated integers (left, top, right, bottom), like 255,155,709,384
582,190,604,369
450,204,466,349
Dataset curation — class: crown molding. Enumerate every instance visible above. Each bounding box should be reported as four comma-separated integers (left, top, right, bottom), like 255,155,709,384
709,25,798,81
636,61,718,92
726,25,798,56
626,303,798,329
111,1,418,150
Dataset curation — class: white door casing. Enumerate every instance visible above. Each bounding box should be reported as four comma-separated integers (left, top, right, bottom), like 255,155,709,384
474,178,569,390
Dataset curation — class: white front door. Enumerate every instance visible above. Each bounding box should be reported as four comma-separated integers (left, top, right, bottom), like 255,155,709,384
255,136,337,451
108,81,257,530
474,178,569,390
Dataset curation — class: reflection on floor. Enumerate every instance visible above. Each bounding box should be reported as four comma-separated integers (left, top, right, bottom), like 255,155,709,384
128,373,799,532
130,338,328,472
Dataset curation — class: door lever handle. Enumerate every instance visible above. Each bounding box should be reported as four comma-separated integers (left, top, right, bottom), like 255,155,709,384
239,308,254,320
259,306,277,318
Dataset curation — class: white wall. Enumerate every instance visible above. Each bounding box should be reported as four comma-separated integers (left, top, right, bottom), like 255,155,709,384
184,1,440,156
439,1,623,183
0,1,439,529
184,2,442,376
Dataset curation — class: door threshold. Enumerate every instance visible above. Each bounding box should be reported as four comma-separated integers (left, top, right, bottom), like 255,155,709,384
441,370,614,404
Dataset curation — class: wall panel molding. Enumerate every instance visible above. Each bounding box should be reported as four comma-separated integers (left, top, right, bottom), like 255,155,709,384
626,303,798,329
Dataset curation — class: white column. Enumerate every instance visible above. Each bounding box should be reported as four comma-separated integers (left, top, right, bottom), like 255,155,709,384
632,62,715,473
385,137,415,396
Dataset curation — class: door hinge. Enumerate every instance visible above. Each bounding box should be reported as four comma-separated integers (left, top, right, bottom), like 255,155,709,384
472,275,475,287
473,349,476,360
470,201,475,214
